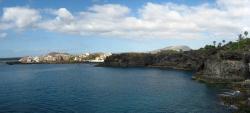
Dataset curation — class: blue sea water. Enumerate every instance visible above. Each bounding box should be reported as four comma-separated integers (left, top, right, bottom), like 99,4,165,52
0,64,231,113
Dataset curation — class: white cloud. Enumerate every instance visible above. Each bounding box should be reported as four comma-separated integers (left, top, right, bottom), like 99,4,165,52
54,8,74,21
37,4,130,35
0,32,7,38
87,4,130,18
0,23,12,30
2,7,41,28
37,8,77,34
1,0,250,39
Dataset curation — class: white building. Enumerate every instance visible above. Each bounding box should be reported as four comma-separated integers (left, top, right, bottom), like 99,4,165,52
33,56,40,63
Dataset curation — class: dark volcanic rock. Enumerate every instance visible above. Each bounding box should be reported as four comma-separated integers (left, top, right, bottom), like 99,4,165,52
103,53,153,67
101,50,209,70
102,47,250,83
219,80,250,113
194,52,250,83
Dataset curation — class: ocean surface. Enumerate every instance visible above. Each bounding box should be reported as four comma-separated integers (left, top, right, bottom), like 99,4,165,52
0,64,232,113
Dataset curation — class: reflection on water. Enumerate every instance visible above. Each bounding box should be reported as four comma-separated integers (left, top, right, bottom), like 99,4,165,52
0,64,231,113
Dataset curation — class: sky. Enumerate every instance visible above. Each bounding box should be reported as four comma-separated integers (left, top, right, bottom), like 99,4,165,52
0,0,249,57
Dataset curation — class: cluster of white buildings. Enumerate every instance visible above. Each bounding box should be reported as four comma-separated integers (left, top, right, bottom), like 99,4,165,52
19,56,40,63
19,52,112,64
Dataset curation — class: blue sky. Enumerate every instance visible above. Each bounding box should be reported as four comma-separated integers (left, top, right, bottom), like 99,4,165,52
0,0,249,57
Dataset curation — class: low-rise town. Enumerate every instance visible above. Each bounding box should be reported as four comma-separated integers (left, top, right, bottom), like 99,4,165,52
19,52,112,64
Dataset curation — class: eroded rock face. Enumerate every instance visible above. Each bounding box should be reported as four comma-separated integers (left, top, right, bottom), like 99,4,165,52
103,53,153,67
195,55,249,83
102,49,249,83
101,52,203,70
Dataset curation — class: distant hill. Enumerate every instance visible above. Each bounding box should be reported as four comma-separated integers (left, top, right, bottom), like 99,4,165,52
150,45,192,53
47,52,70,56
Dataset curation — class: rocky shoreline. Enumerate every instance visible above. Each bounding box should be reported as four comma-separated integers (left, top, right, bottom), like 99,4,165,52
101,62,250,113
99,35,250,113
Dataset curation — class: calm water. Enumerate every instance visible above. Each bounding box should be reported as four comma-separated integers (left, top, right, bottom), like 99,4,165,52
0,64,231,113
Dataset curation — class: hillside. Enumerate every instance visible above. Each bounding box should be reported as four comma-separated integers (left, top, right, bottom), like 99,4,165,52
150,45,192,54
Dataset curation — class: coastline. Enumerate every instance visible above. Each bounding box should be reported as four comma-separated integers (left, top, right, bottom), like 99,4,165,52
5,36,250,112
100,64,249,112
4,60,250,112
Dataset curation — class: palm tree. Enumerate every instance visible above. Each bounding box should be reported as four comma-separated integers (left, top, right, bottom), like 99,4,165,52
244,31,248,38
213,41,216,47
238,34,243,41
238,34,243,49
222,40,226,44
218,42,222,47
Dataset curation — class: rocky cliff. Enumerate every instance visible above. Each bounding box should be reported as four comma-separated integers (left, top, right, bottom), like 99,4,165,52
103,53,153,67
101,38,250,83
101,46,217,71
194,52,250,83
101,51,202,70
